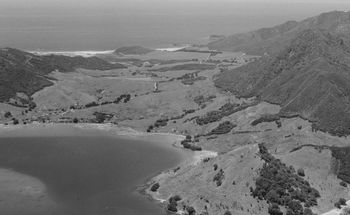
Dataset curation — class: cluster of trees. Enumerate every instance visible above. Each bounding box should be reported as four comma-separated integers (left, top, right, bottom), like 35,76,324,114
180,135,202,151
4,111,12,118
113,94,131,104
167,195,182,213
330,146,350,184
251,114,281,126
207,121,237,135
252,143,320,215
82,94,132,109
196,102,253,125
194,95,216,109
147,118,169,132
150,182,160,192
169,109,196,121
213,169,225,186
92,112,113,123
334,198,347,209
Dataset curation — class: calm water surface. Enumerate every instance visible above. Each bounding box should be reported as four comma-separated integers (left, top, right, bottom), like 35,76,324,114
0,134,184,215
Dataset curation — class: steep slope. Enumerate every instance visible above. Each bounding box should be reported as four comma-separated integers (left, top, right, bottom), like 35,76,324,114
215,29,350,136
208,11,350,55
0,48,125,102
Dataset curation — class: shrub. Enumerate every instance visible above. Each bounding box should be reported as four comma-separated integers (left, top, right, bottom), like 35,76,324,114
303,208,315,215
335,198,347,209
13,118,19,125
297,168,305,177
340,181,348,187
213,169,224,186
224,211,232,215
186,206,196,215
167,201,177,212
150,183,160,192
208,121,236,135
4,111,12,118
169,195,182,202
268,203,283,215
73,118,79,123
85,101,99,108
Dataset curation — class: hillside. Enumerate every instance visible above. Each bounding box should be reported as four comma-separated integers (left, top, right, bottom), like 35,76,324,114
114,46,154,55
215,29,350,136
208,11,350,55
0,48,125,102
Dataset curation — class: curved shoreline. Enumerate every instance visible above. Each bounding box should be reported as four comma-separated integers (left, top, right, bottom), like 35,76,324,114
0,122,218,214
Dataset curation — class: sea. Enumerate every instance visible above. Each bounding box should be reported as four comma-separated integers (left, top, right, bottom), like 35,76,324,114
0,128,186,215
1,1,348,52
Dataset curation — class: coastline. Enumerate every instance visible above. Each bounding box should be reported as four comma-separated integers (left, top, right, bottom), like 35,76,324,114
0,122,218,214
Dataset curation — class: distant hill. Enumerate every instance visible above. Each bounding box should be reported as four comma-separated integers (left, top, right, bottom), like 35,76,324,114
215,29,350,136
0,48,125,102
114,46,153,55
208,11,350,55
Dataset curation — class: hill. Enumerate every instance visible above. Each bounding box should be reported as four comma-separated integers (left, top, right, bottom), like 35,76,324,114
0,48,125,102
114,46,153,55
214,29,350,136
208,11,350,55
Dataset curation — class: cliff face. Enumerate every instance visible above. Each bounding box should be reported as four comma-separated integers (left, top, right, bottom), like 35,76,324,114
208,11,350,55
0,48,125,102
215,29,350,136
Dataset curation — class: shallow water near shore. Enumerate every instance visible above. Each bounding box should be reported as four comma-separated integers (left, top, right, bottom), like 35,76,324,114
0,128,186,215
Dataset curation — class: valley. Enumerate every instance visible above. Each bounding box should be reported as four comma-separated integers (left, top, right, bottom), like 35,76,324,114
2,10,350,215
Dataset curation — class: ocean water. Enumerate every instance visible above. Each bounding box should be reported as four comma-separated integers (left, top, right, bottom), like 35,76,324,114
2,1,349,52
0,134,184,215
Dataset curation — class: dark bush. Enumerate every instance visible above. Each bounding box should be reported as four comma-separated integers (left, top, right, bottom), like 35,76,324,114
213,169,224,186
268,203,283,215
223,211,232,215
150,183,160,192
4,111,12,118
13,118,19,125
73,118,79,123
167,201,177,212
186,206,196,215
196,102,252,125
335,198,347,209
208,121,236,135
85,101,99,108
251,114,280,126
297,168,305,177
169,195,182,202
154,118,168,128
303,208,315,215
340,181,348,187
